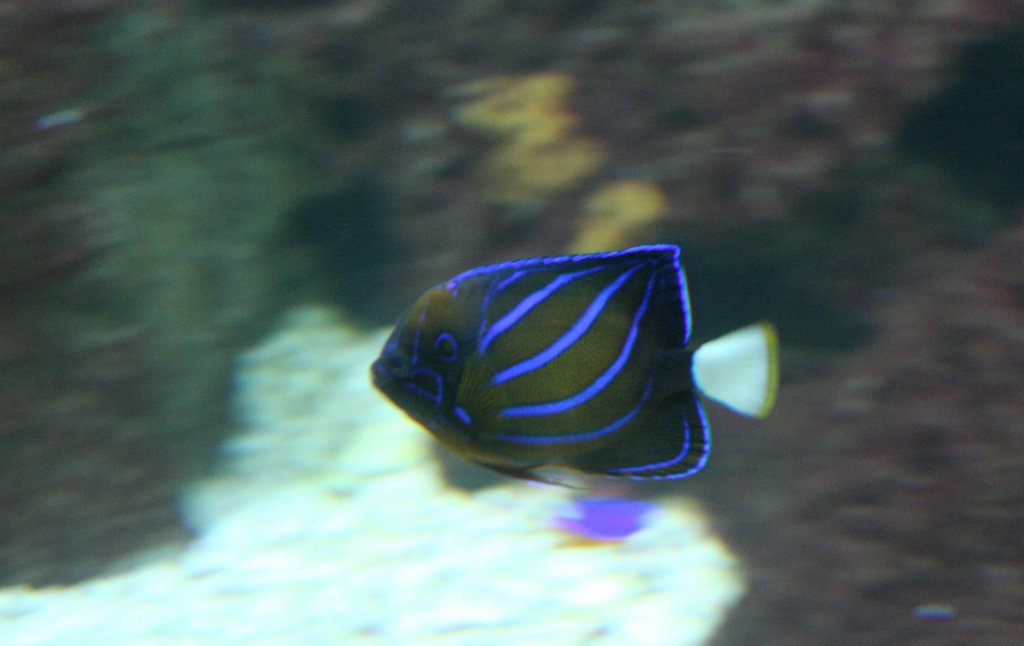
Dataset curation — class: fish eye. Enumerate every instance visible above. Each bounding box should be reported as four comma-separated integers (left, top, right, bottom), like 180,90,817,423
435,332,458,362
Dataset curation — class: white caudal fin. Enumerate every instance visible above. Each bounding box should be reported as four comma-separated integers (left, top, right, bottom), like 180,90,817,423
692,322,779,418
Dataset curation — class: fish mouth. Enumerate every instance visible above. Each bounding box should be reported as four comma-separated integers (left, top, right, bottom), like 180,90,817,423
370,359,395,393
371,359,442,408
403,368,443,406
370,358,386,382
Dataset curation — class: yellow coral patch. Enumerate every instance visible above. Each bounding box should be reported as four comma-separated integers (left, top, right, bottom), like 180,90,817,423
569,180,669,253
455,73,577,141
454,72,607,205
479,138,608,205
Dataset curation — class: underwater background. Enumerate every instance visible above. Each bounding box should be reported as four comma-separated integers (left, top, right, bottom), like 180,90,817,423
2,0,1023,643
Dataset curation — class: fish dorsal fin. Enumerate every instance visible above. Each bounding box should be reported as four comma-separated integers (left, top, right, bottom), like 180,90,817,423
692,322,778,418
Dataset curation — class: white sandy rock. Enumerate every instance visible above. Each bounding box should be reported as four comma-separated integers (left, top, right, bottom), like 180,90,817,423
0,306,745,645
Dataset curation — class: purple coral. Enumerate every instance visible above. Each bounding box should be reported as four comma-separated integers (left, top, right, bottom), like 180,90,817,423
552,497,658,541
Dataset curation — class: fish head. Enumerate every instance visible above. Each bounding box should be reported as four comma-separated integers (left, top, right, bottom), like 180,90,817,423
371,283,475,438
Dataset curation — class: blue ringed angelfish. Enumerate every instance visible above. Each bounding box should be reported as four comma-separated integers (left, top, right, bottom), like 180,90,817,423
370,244,779,482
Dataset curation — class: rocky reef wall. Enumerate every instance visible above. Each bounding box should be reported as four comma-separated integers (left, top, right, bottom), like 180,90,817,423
0,1,320,584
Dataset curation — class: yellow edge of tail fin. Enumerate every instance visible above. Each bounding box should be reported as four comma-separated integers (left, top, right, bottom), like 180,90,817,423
754,321,780,418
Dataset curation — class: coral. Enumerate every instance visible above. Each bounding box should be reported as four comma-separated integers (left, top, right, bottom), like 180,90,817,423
569,180,668,253
454,73,607,205
697,224,1024,644
897,27,1024,212
552,497,659,542
236,0,1024,337
0,1,321,585
477,136,607,206
0,312,744,643
454,73,579,144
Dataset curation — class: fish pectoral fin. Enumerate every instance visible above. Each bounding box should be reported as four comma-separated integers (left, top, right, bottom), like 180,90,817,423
455,354,506,422
692,321,779,418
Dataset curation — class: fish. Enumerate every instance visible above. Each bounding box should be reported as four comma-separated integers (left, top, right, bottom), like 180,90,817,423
370,244,778,482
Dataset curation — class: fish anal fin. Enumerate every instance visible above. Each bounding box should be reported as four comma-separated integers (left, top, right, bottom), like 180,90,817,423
473,461,581,488
567,394,710,480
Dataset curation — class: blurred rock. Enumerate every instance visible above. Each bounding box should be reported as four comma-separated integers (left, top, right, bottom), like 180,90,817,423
0,2,319,584
706,224,1024,644
240,0,1024,355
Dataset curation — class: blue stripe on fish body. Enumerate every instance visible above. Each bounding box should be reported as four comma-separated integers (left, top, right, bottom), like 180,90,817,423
495,266,654,416
478,264,609,355
370,244,763,482
489,263,644,388
477,252,669,444
493,376,654,446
